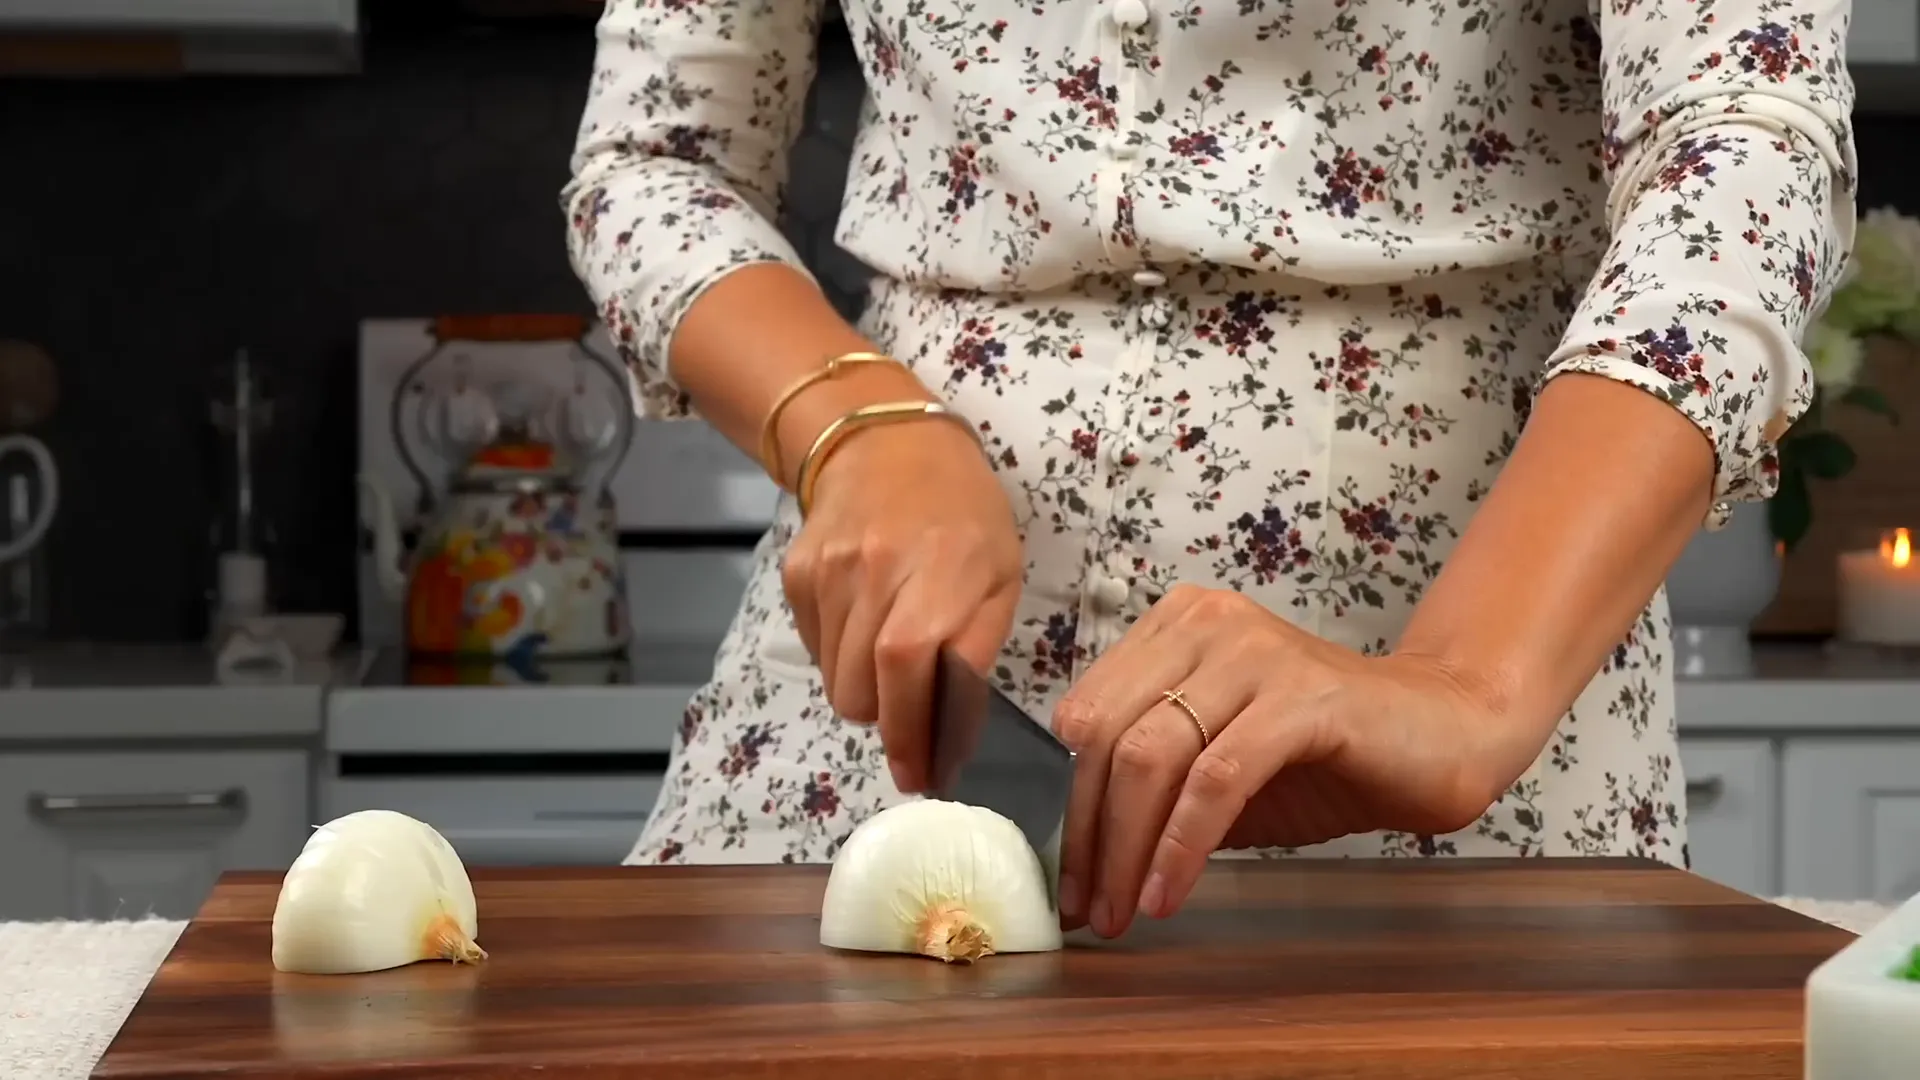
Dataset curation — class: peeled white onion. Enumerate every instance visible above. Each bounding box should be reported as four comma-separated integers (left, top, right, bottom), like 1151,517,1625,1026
819,799,1064,963
271,809,486,975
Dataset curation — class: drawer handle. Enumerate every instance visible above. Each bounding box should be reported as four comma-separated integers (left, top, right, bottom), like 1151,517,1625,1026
28,788,247,818
1685,776,1725,804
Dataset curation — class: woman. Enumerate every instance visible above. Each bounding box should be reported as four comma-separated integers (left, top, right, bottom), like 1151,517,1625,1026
565,0,1854,936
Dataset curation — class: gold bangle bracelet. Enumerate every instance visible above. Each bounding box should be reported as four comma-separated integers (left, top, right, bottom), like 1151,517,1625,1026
758,351,901,488
796,400,977,518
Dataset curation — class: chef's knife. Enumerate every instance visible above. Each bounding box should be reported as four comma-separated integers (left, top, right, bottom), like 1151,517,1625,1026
928,648,1076,907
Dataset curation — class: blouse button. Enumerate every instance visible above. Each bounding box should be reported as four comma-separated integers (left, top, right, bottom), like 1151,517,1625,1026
1091,575,1131,614
1103,135,1138,161
1106,437,1132,467
1131,269,1167,288
1139,300,1172,331
1111,0,1151,29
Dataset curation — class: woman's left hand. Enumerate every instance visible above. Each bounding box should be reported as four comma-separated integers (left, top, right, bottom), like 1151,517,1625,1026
1050,583,1518,938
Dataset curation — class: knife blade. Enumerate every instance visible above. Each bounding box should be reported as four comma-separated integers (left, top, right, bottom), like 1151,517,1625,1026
928,648,1076,908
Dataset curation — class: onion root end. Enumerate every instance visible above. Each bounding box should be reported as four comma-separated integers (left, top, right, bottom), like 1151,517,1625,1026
915,902,994,964
424,912,488,965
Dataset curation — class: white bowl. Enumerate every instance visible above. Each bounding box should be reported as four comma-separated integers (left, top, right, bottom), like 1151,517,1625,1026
235,613,344,659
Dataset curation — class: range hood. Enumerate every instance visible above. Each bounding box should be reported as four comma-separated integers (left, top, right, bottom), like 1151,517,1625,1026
0,0,360,76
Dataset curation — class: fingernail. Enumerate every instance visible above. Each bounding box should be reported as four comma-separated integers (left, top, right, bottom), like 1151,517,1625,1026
1138,873,1167,919
1058,873,1083,919
888,760,913,793
1091,894,1112,937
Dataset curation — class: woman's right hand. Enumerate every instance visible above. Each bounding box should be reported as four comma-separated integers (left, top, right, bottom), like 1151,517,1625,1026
780,417,1023,794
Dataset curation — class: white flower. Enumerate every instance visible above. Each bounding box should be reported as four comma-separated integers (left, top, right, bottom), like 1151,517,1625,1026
1805,318,1865,393
1829,208,1920,333
1865,207,1920,268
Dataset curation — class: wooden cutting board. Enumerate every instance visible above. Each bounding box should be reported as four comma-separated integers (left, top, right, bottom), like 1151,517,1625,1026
94,859,1850,1080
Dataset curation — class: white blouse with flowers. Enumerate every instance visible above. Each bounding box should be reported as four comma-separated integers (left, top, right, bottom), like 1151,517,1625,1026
564,0,1856,866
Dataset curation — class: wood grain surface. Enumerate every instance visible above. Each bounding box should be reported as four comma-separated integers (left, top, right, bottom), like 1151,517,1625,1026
93,859,1850,1080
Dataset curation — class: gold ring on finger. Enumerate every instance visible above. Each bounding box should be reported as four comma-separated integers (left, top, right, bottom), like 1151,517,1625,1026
1161,688,1211,748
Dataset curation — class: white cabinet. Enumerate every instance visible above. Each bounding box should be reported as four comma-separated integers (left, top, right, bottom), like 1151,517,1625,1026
1678,737,1779,897
0,750,312,921
323,776,662,867
1784,738,1920,903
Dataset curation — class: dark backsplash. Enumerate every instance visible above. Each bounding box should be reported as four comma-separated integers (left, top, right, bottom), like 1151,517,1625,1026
0,18,1913,641
0,20,867,641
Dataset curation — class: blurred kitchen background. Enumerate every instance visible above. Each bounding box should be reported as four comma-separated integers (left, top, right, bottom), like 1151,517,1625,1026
6,0,1920,920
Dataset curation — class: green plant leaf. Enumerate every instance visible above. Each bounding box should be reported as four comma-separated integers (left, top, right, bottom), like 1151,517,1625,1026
1890,306,1920,344
1770,461,1814,551
1790,430,1858,479
1841,384,1900,424
1896,944,1920,982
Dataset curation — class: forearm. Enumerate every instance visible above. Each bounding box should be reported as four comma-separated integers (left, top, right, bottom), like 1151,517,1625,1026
667,263,944,489
1394,373,1712,775
563,0,896,482
1402,0,1855,785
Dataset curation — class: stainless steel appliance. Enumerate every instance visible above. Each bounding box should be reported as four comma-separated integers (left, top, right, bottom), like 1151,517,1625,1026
336,318,780,865
355,318,775,652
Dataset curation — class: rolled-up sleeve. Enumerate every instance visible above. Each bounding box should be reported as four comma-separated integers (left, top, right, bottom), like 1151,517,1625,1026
562,0,826,419
1543,1,1857,528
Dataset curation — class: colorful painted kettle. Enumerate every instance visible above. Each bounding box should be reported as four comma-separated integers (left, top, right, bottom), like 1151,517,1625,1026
358,315,634,664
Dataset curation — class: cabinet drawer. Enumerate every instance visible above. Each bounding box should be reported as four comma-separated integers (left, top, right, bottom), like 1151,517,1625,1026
323,775,662,867
0,749,311,920
1677,737,1778,897
1784,737,1920,903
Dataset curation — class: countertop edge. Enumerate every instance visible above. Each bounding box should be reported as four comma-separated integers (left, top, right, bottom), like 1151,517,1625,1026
323,682,694,754
0,684,327,743
1676,680,1920,732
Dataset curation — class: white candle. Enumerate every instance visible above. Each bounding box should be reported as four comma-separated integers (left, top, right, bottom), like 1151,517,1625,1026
1838,528,1920,646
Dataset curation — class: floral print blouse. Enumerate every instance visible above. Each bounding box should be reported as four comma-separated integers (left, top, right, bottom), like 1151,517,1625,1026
561,0,1858,866
568,0,1855,525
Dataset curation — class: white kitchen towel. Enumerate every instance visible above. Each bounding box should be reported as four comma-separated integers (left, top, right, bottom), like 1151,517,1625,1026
0,918,185,1080
0,898,1895,1080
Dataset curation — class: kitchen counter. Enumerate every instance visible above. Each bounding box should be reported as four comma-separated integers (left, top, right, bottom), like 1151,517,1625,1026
323,642,712,754
6,639,1920,921
0,645,358,743
0,640,710,751
7,639,1920,747
0,895,1894,1080
1677,641,1920,731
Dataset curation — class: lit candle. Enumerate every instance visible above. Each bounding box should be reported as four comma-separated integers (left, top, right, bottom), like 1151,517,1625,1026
1838,528,1920,646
